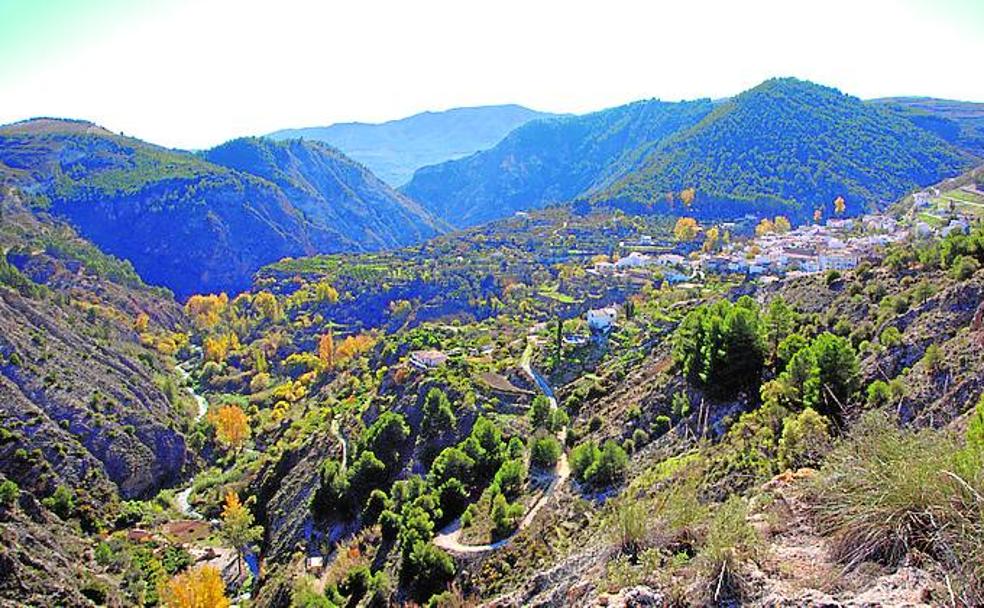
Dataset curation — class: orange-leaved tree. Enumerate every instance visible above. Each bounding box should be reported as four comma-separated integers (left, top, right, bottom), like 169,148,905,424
158,565,229,608
679,187,696,208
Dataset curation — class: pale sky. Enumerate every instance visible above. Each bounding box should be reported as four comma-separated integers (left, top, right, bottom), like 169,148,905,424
1,0,981,149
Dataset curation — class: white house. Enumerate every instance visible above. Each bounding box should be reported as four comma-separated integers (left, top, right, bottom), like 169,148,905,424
410,350,449,370
587,306,618,333
819,253,859,271
615,251,653,269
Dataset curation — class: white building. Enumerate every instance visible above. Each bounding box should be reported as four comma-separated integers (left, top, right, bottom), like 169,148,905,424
819,253,859,271
410,350,449,370
615,251,653,269
587,306,618,333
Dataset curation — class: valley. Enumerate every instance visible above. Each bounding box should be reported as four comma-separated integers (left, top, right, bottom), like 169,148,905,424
2,75,984,608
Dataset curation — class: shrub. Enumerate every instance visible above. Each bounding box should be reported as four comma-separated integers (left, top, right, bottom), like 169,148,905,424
611,499,648,556
585,440,628,487
42,485,75,519
879,326,903,348
777,408,831,470
530,436,562,470
0,479,19,508
950,255,981,280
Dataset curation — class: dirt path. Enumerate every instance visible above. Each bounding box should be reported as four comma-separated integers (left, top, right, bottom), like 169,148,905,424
434,332,569,554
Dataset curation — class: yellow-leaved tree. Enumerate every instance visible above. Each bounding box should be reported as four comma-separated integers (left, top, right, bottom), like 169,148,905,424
679,187,696,208
673,217,700,242
209,404,250,452
834,196,846,215
774,216,791,234
158,565,229,608
755,218,775,237
220,492,263,579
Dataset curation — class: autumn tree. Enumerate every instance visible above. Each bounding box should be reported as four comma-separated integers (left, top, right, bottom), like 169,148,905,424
702,226,720,253
219,492,263,579
252,291,281,321
209,404,250,452
159,565,229,608
813,208,823,223
773,215,792,234
834,196,846,215
204,333,240,364
184,293,228,330
318,329,335,369
314,281,339,304
673,217,700,242
755,218,775,237
335,332,377,366
679,187,696,208
134,312,150,333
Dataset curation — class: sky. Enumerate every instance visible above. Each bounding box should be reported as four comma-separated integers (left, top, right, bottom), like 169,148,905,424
1,0,982,149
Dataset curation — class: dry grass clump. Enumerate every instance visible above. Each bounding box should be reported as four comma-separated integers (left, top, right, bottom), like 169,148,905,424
691,496,763,606
808,410,984,605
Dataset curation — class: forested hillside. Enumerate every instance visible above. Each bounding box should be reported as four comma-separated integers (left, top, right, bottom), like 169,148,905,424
402,99,715,227
405,79,975,226
0,120,442,298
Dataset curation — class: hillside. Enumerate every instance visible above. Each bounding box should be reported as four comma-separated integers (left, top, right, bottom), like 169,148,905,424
203,137,444,250
0,119,443,298
402,99,716,227
871,96,984,158
268,105,554,186
404,79,974,228
596,79,974,218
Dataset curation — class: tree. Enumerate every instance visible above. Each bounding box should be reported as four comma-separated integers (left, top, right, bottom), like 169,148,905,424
318,329,334,369
209,404,250,452
777,408,831,470
362,412,410,470
219,493,263,579
755,218,774,237
253,291,281,321
0,479,19,508
764,297,796,366
773,215,791,233
679,187,696,208
530,436,561,469
529,395,552,429
158,565,229,608
422,388,456,438
493,459,526,498
813,208,823,223
401,541,455,602
428,446,476,488
673,217,700,242
834,196,846,215
702,226,720,253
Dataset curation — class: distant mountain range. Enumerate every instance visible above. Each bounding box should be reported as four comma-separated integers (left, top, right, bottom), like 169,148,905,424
0,119,442,297
868,96,984,158
404,79,979,227
267,104,555,186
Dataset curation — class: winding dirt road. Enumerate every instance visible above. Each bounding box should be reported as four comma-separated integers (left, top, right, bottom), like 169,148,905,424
434,333,569,554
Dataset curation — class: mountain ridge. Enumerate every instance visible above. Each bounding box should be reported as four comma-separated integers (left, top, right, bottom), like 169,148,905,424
268,104,556,186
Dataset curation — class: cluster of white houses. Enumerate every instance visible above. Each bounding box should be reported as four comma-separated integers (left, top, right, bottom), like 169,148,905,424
703,215,909,276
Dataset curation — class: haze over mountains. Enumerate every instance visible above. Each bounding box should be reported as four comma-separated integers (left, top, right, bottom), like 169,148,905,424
268,104,555,186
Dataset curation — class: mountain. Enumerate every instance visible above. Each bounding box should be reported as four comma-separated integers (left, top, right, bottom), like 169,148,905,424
203,137,444,251
0,119,442,298
597,78,974,218
267,104,555,186
870,96,984,158
402,99,717,227
404,79,975,227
